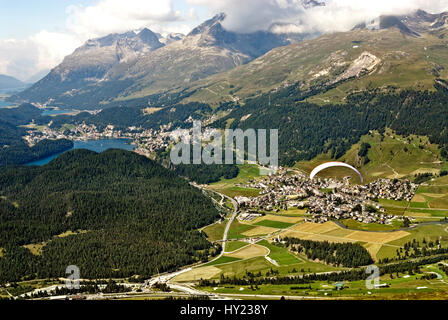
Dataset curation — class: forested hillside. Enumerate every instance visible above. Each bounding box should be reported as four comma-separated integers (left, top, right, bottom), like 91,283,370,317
42,102,213,130
0,138,73,167
215,82,448,166
0,149,221,282
0,105,74,167
0,103,41,125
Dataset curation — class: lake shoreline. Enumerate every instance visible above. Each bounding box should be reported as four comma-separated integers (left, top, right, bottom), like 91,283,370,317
25,138,136,166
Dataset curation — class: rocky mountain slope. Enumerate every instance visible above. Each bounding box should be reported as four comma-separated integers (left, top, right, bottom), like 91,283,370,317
15,7,447,110
157,32,185,45
355,9,448,36
13,28,164,106
176,10,448,106
12,12,315,108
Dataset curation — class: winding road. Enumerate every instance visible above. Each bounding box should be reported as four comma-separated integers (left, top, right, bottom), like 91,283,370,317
220,193,239,254
192,184,239,257
142,185,240,298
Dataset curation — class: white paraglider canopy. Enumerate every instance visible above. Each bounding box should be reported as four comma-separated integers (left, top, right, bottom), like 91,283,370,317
310,162,363,183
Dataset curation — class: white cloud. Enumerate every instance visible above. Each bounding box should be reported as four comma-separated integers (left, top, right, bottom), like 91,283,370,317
31,31,83,73
188,0,308,33
0,32,81,82
0,0,190,81
187,0,448,33
302,0,448,33
270,24,309,34
0,39,37,81
66,0,182,39
2,0,448,81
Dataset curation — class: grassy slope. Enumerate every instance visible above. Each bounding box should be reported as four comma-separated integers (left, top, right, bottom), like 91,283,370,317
225,241,249,252
376,224,448,260
296,129,446,184
209,164,261,198
414,176,448,210
203,221,228,242
201,262,448,298
177,28,448,106
258,240,303,266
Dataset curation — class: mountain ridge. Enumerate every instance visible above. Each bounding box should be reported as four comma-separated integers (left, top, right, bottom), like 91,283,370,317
12,9,448,109
12,28,165,106
11,11,315,108
172,9,448,106
0,74,27,90
354,9,448,37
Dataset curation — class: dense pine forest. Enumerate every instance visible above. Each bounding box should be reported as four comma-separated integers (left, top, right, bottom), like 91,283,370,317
42,102,213,130
0,149,221,282
0,103,42,126
283,238,374,267
0,137,73,167
215,81,448,166
167,162,239,184
156,147,240,184
0,104,74,166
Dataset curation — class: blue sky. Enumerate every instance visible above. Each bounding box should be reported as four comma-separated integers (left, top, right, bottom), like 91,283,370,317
0,0,209,39
0,1,88,38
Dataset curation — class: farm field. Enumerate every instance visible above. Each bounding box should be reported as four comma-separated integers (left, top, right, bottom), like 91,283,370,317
206,256,242,267
227,213,302,240
174,249,341,283
280,221,448,262
258,240,303,266
210,164,262,198
241,226,279,237
202,220,227,242
199,261,448,299
173,221,341,283
375,183,448,219
376,224,448,260
174,266,223,282
227,220,258,239
412,180,448,212
340,219,404,231
254,220,295,229
225,241,249,252
252,215,303,224
280,208,309,216
279,221,411,261
226,244,269,259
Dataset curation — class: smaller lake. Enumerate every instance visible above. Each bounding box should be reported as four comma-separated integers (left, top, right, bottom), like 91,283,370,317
0,99,14,108
41,108,77,116
26,139,136,166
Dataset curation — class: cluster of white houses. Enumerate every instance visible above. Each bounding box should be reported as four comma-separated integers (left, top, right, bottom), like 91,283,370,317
236,170,417,225
23,123,172,154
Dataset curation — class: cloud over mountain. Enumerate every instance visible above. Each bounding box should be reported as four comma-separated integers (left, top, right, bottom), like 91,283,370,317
2,0,448,81
0,0,192,81
65,0,183,40
188,0,448,34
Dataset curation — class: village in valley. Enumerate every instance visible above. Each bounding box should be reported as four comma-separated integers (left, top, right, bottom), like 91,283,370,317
22,123,172,156
23,121,420,228
235,169,418,225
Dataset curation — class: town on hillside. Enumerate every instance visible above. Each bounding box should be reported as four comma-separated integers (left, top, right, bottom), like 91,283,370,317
236,170,417,225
